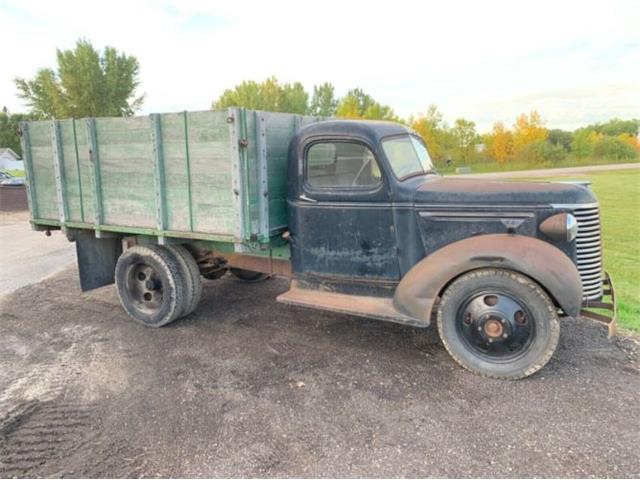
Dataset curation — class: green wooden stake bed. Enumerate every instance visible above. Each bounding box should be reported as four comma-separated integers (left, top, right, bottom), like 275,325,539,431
20,108,616,379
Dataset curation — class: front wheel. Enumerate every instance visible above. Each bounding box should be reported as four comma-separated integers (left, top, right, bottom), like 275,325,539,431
437,268,560,379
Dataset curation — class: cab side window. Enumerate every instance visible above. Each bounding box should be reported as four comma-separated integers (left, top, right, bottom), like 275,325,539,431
306,141,381,188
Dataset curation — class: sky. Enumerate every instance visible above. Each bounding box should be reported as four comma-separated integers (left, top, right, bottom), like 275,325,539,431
1,0,638,132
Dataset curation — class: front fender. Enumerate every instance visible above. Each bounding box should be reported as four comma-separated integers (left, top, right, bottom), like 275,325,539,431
393,234,583,322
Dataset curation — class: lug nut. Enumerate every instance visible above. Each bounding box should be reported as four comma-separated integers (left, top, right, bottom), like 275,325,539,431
503,333,508,339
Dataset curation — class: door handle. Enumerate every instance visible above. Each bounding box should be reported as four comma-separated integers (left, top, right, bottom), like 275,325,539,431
299,194,317,203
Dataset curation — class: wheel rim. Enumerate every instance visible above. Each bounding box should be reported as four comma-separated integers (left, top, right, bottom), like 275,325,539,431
125,263,164,314
456,290,535,362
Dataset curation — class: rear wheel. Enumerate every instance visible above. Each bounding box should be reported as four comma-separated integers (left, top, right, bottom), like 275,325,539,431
230,268,269,283
115,245,187,327
437,268,560,379
166,245,202,316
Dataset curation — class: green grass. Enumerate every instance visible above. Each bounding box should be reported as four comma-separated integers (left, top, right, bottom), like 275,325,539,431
522,170,640,332
438,155,639,175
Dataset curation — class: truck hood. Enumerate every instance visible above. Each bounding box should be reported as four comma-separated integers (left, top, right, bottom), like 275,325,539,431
413,177,597,206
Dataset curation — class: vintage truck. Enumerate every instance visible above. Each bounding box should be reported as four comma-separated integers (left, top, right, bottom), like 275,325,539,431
19,108,615,379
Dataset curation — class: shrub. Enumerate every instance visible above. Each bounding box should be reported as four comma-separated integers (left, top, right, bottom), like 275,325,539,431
514,140,566,166
593,136,638,160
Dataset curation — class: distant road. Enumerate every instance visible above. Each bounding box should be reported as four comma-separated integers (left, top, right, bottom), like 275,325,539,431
0,212,75,297
452,162,640,179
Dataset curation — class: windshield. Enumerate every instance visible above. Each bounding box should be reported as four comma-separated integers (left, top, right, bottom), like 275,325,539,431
382,135,435,179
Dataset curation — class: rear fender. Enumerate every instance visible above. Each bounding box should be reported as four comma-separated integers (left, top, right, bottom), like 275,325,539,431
393,234,582,322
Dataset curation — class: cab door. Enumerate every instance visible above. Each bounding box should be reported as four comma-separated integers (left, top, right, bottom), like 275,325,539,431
288,138,400,281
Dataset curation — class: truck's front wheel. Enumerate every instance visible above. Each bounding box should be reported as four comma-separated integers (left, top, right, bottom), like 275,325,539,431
437,268,560,379
115,245,187,327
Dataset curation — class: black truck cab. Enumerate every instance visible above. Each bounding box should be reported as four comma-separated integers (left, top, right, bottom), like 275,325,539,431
278,120,614,378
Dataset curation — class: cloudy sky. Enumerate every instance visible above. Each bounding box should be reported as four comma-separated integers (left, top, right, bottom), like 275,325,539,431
1,0,638,131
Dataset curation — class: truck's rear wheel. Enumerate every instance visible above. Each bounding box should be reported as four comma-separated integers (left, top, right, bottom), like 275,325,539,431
115,245,187,327
166,245,202,316
437,268,560,379
230,268,269,282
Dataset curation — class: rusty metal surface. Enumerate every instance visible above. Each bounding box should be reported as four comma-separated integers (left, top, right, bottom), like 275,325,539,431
223,252,292,277
581,272,617,337
277,280,424,327
393,234,583,323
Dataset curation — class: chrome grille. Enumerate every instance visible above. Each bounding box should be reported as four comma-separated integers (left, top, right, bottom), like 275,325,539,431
573,205,603,300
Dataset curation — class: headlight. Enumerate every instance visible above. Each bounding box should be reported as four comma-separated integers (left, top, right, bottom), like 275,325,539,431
539,213,578,242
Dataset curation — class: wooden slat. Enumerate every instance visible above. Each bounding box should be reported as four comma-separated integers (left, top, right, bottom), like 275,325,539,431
19,122,38,219
50,120,69,222
150,114,167,231
85,118,104,226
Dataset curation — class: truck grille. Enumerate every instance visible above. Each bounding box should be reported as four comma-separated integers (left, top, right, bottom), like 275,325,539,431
574,206,603,300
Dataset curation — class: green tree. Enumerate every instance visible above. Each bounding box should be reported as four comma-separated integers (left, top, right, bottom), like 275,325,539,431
335,88,398,121
309,82,337,116
571,129,598,157
0,107,34,155
548,129,573,151
212,77,309,114
593,136,637,160
281,82,309,114
451,118,479,162
587,118,639,137
15,39,143,118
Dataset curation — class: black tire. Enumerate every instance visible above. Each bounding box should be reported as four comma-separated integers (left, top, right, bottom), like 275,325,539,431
437,268,560,379
230,268,269,283
166,245,202,316
115,245,188,327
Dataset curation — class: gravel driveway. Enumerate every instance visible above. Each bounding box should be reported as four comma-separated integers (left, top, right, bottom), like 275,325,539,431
0,266,638,478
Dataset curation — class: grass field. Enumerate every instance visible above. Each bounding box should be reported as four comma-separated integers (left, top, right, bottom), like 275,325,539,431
438,156,639,175
523,170,640,332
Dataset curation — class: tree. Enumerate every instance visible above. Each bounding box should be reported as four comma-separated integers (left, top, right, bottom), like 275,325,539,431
410,104,448,161
618,132,640,151
212,76,309,114
451,118,479,162
0,107,34,155
309,82,337,116
484,122,514,164
586,118,639,137
593,136,637,160
571,129,606,157
512,111,548,154
15,39,143,118
335,88,397,121
548,129,573,151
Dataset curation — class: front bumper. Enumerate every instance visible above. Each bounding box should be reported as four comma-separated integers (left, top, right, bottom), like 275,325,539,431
580,271,617,337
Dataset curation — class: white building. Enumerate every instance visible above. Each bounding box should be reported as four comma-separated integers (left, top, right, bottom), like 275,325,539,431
0,148,23,171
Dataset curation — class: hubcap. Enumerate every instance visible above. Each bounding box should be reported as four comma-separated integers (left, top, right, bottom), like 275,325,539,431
457,291,535,360
126,264,163,313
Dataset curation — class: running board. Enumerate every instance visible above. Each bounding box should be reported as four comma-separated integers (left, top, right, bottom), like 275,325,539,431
276,281,427,328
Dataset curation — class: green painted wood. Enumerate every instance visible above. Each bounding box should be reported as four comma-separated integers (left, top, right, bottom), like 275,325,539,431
50,120,69,223
150,114,167,231
19,122,38,219
29,121,57,220
85,118,104,226
23,109,321,246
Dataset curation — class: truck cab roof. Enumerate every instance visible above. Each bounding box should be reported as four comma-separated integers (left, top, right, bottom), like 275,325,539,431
297,119,414,143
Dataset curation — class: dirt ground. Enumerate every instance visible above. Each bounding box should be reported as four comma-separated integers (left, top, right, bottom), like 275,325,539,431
0,266,639,478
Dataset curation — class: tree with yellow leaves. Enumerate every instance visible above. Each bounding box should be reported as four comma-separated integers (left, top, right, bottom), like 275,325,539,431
512,111,548,154
485,122,514,164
